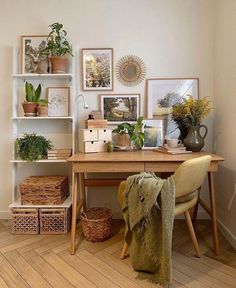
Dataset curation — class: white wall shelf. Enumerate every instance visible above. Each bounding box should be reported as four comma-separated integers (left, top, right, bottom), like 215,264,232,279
10,159,69,163
12,73,73,80
12,116,73,120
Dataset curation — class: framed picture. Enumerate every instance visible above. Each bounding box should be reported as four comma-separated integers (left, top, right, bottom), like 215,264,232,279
100,94,140,123
21,35,48,74
47,87,70,117
143,119,164,149
82,48,113,90
146,78,199,139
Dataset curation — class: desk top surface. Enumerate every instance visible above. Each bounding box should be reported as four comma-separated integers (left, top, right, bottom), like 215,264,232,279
68,150,224,163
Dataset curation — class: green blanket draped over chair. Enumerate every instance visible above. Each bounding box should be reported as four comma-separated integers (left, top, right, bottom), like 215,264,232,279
122,172,175,287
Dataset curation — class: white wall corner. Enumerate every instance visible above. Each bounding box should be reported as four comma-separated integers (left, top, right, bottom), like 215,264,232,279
218,219,236,250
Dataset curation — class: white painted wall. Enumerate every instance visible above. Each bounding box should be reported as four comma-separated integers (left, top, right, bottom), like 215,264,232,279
213,0,236,248
0,0,215,219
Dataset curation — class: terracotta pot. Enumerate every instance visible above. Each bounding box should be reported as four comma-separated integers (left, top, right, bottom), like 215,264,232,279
37,106,48,117
50,56,69,74
22,102,38,117
117,134,131,147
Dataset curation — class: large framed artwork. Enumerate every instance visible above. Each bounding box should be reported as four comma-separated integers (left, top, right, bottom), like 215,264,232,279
82,48,113,91
21,35,48,74
47,87,70,117
100,94,140,124
146,78,199,139
142,119,164,149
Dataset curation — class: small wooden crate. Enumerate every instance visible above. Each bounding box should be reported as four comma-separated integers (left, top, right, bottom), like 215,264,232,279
20,176,68,205
39,207,71,234
11,208,39,234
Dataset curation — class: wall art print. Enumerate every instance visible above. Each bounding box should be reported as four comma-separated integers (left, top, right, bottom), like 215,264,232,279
47,87,70,117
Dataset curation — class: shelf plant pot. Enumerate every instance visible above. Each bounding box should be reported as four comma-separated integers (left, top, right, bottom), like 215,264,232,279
37,105,48,117
22,102,38,117
50,56,69,74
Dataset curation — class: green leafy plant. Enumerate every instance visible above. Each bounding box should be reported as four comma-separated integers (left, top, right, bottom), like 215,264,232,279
45,22,73,57
25,82,48,105
112,116,145,149
16,133,53,162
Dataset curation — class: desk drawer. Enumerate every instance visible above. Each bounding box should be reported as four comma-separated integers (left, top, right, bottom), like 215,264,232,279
73,162,144,173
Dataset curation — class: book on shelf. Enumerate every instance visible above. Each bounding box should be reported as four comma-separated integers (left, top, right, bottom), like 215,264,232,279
153,145,192,154
48,149,72,154
47,156,70,160
47,153,72,157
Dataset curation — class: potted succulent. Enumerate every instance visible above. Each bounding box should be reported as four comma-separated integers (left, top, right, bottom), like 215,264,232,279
22,82,48,117
45,22,73,73
112,116,145,149
16,133,53,162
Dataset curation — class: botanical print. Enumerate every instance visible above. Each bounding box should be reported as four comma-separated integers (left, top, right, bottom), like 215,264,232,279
100,94,139,123
21,36,48,74
82,49,113,90
47,88,69,117
143,119,163,149
147,78,199,139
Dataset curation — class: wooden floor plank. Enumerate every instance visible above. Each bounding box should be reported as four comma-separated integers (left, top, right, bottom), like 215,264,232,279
59,250,120,288
3,250,52,288
40,250,96,288
77,249,143,288
19,249,75,288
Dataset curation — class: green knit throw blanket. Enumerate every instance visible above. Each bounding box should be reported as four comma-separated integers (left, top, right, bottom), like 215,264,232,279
122,172,175,287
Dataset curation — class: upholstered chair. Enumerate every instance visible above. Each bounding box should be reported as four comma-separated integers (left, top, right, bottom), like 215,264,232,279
118,155,212,259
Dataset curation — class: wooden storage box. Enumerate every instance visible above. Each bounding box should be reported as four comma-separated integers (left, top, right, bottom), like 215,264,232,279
20,176,68,205
86,119,108,129
11,208,39,234
39,207,71,234
79,140,108,153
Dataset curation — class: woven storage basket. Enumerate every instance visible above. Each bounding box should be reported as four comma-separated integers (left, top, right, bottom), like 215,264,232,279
81,207,112,242
39,206,71,234
20,176,68,205
11,208,39,234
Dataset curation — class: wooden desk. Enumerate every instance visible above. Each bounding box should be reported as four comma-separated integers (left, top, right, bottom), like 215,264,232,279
68,151,224,255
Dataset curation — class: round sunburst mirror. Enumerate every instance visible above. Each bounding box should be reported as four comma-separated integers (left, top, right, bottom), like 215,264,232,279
115,55,146,87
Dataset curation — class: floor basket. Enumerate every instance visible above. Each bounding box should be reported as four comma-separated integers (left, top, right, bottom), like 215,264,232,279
11,208,39,234
80,207,112,242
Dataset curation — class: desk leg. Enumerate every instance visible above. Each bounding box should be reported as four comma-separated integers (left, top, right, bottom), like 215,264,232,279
208,172,220,255
79,173,86,211
70,172,78,255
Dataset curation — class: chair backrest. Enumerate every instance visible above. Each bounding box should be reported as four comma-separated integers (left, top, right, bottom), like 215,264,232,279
172,155,212,198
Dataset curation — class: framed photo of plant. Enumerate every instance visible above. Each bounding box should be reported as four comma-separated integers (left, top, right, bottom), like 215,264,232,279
146,78,199,139
21,35,48,74
142,119,164,149
100,94,140,124
47,87,70,117
82,48,113,90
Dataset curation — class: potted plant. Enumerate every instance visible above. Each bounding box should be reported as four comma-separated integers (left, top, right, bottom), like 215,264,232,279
45,22,73,73
22,82,48,117
172,96,211,151
112,116,145,150
16,133,53,162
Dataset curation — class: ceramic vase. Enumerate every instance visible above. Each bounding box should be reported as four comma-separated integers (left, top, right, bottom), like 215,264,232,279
184,125,208,152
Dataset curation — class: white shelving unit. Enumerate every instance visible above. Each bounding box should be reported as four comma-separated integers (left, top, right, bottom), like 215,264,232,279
10,47,76,208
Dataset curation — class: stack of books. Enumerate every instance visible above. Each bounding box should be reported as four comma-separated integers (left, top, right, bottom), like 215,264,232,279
154,145,192,154
47,149,72,160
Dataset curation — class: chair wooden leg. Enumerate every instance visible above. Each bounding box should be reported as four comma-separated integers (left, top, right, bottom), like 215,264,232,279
192,201,199,222
120,242,129,259
184,210,201,258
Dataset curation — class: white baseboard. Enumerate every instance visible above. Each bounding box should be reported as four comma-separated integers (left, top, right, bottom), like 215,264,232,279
0,211,11,219
218,219,236,250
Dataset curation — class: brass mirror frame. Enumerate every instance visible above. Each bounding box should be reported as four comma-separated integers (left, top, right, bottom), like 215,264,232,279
115,55,146,87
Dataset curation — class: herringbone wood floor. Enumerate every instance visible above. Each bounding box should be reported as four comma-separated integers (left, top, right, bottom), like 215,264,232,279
0,219,235,288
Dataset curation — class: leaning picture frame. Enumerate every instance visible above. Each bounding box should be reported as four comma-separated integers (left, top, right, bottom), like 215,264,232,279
47,87,70,117
100,94,140,124
142,119,164,149
146,78,199,139
21,35,48,74
82,48,113,91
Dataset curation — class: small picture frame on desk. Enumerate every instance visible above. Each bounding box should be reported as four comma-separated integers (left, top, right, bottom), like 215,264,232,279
142,119,164,149
47,87,70,117
82,48,113,91
21,35,48,74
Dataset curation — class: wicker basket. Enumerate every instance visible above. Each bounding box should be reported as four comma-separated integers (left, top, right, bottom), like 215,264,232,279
39,207,71,234
11,208,39,234
20,176,68,205
80,207,112,242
